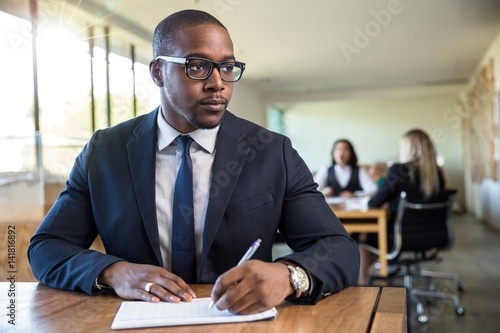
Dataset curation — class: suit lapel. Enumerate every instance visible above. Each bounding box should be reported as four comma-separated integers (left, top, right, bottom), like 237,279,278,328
200,112,249,272
126,108,162,265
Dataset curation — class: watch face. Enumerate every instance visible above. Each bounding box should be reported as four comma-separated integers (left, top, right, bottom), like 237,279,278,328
296,268,310,291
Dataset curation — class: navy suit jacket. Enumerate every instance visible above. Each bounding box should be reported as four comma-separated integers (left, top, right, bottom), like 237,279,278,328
28,108,359,304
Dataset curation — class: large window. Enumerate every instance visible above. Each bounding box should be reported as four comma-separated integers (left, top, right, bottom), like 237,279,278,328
0,10,43,223
93,43,110,131
0,8,158,177
0,11,36,173
135,61,160,115
110,52,134,127
268,105,286,135
0,5,158,222
37,22,92,177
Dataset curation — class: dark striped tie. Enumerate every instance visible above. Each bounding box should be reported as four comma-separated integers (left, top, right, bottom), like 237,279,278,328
171,135,196,283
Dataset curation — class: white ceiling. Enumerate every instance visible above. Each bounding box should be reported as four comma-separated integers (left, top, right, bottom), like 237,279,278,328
74,0,500,97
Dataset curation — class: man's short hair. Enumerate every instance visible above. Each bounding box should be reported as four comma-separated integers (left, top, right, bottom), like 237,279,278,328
153,9,227,58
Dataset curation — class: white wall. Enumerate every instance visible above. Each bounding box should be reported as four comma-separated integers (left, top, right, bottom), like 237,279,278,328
282,94,465,206
463,31,500,228
229,81,267,126
228,32,500,226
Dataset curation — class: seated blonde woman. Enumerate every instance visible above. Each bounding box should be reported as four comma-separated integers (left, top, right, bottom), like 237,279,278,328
357,129,445,285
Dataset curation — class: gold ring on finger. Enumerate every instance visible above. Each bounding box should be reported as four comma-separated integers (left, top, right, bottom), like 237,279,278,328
144,282,155,293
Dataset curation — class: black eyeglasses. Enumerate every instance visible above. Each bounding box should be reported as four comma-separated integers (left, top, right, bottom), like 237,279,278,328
156,56,245,82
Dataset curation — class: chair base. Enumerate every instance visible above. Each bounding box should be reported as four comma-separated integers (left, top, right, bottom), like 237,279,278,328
404,274,465,323
419,269,466,293
367,261,466,326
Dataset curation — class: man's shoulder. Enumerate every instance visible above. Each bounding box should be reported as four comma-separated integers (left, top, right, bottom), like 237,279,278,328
82,109,157,156
97,109,157,138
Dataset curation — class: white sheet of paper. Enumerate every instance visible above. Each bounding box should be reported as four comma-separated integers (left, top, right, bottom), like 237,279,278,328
110,297,278,330
326,196,369,211
326,196,347,204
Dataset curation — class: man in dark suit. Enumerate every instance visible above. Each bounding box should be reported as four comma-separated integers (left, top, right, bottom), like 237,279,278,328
28,9,359,315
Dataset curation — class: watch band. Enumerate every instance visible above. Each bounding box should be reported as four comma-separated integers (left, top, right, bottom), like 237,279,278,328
286,265,304,298
93,275,110,291
279,261,311,298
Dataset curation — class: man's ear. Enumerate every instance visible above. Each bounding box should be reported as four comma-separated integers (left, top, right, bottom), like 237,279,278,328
149,60,164,87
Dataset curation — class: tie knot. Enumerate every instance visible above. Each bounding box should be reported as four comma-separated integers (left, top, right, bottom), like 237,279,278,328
176,135,193,155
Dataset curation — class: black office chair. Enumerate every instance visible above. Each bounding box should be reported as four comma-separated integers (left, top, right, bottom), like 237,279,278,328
362,189,465,323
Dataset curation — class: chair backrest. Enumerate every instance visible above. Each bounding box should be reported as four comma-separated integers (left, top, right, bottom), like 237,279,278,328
387,189,457,260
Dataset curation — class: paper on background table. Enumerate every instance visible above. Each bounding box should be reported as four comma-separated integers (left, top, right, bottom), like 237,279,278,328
110,297,278,330
326,197,347,204
326,196,369,211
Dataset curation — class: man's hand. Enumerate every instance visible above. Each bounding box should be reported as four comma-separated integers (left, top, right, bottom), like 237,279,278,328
210,260,293,315
98,261,196,303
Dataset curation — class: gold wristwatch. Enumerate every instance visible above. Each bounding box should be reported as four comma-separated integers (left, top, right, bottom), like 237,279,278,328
286,264,310,298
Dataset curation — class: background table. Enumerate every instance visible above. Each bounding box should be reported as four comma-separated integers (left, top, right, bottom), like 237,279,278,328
0,282,406,332
330,204,389,277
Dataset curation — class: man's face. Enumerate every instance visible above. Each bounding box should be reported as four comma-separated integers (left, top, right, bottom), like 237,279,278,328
155,24,235,133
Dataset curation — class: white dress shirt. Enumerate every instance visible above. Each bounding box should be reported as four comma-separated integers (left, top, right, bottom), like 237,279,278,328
155,110,218,277
314,164,378,197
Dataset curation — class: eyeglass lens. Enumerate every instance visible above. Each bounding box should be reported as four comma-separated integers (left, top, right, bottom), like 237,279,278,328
186,59,243,81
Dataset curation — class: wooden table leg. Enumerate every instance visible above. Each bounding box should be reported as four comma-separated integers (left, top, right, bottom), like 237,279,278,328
378,214,388,277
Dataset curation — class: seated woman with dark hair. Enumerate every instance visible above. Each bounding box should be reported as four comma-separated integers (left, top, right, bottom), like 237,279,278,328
314,139,377,198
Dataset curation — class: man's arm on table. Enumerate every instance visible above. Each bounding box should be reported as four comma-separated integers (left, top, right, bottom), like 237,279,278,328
28,131,124,295
210,136,360,313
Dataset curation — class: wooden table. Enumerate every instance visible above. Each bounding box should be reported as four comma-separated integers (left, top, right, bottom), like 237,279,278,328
1,282,406,332
330,204,389,277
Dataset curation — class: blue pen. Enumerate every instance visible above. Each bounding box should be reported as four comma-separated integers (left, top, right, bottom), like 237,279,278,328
208,239,261,309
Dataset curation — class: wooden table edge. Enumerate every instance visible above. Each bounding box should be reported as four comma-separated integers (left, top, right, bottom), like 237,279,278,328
370,287,407,333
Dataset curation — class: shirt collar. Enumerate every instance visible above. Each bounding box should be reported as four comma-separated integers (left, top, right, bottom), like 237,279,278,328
334,164,352,173
157,107,219,153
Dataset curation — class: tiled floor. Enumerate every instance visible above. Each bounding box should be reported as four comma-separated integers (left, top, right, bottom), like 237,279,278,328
272,213,500,333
